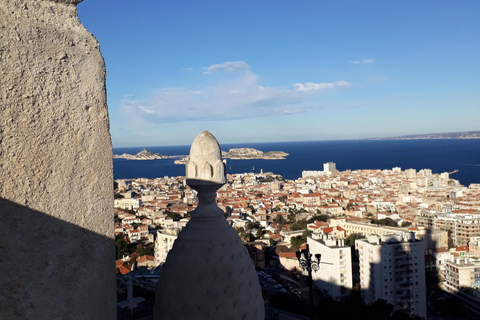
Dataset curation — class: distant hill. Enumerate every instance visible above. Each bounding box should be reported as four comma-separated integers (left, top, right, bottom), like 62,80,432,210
367,131,480,140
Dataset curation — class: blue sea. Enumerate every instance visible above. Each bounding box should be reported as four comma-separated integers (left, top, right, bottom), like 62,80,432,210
113,140,480,187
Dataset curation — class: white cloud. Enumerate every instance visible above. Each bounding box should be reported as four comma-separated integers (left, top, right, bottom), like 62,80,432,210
349,59,374,64
121,61,356,123
202,61,250,74
294,81,350,92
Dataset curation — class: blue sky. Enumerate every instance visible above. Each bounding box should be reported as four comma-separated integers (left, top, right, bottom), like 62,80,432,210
78,1,479,147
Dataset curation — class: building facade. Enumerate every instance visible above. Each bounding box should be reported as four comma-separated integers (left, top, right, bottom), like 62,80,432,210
307,237,353,301
154,229,178,265
356,233,426,319
415,211,480,247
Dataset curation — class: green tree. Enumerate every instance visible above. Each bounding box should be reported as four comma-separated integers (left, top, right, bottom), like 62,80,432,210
291,235,305,251
372,218,398,227
306,215,329,223
302,229,312,238
166,211,182,221
290,219,307,231
345,233,364,247
136,245,147,257
275,214,286,225
115,235,128,260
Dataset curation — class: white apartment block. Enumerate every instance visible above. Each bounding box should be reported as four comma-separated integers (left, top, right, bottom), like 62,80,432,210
323,162,336,172
443,257,480,293
114,198,142,210
307,236,352,301
154,229,178,266
442,257,480,316
356,233,426,319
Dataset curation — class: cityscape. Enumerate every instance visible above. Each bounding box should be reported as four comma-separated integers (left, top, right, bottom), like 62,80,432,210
2,1,479,320
114,161,480,319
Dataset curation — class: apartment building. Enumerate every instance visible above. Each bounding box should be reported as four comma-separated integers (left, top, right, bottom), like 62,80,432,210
442,257,480,316
307,236,352,301
469,237,480,258
114,198,142,210
443,258,480,293
154,229,178,265
415,211,480,246
356,233,426,319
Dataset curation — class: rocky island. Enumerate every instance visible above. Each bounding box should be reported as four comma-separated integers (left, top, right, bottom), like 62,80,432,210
174,147,288,164
113,149,173,160
222,148,289,159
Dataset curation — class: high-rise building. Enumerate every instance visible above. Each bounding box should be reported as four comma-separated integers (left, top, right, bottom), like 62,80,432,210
154,229,178,265
307,237,352,301
323,162,336,172
356,233,426,319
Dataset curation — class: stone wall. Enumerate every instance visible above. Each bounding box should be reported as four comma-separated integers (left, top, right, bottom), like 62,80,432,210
0,0,115,319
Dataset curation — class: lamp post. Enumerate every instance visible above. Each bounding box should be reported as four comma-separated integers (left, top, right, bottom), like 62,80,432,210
296,244,321,320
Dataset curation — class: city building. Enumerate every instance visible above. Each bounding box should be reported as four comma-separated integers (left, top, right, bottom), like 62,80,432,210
469,237,480,258
443,257,480,293
442,257,480,316
307,236,352,301
114,198,142,210
356,233,426,319
415,211,480,246
323,162,336,173
154,229,178,265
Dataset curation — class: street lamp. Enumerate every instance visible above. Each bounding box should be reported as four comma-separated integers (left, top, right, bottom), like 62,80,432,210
296,244,321,320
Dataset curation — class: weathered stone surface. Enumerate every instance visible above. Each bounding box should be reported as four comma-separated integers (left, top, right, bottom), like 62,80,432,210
0,1,115,319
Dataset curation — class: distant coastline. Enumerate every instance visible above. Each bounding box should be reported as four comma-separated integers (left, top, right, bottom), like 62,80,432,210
366,131,480,140
174,147,289,164
115,147,289,163
113,140,480,186
113,149,177,160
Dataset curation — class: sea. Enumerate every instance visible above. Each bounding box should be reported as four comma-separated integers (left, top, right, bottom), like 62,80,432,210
113,139,480,187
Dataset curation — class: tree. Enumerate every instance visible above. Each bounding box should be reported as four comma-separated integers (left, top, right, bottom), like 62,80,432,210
345,233,364,247
166,211,182,221
287,212,297,223
302,229,312,238
291,235,305,251
307,215,329,223
372,218,398,227
136,245,147,257
115,234,128,260
290,219,307,231
275,214,286,225
401,221,412,227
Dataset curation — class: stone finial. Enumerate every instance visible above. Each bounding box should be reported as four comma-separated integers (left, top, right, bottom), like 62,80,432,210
154,131,264,320
186,130,226,185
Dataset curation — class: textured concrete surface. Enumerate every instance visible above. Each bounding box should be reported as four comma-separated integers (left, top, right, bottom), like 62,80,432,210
0,0,115,319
